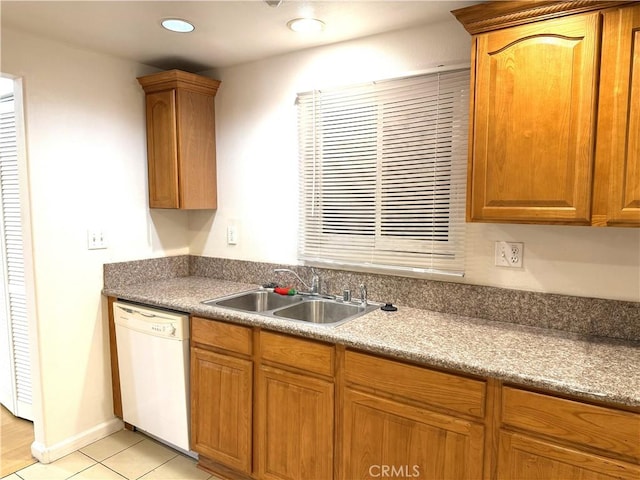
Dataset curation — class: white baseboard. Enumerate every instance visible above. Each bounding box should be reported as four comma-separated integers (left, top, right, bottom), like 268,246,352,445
31,417,124,464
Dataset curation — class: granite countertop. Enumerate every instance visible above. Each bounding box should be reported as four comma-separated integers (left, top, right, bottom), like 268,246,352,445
103,276,640,408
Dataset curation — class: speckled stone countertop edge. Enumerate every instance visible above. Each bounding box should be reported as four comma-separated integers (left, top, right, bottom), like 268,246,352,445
103,276,640,408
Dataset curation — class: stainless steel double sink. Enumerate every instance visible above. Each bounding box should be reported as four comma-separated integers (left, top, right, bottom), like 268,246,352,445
202,289,379,326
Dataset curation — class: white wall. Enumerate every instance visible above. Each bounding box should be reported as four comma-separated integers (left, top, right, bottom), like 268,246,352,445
191,20,472,263
194,19,640,302
1,27,189,459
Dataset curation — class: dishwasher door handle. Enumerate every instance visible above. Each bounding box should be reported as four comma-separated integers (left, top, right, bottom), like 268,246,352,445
119,306,162,319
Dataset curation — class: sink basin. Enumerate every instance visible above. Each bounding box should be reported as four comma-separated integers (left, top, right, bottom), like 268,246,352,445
203,290,302,312
203,289,379,326
273,299,370,325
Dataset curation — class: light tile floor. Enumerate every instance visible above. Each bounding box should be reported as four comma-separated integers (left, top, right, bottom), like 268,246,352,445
3,429,222,480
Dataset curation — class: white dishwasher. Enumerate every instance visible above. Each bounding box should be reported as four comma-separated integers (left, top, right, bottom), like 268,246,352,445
114,301,191,453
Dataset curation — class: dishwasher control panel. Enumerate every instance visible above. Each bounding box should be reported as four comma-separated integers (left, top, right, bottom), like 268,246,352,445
151,323,176,336
113,301,189,340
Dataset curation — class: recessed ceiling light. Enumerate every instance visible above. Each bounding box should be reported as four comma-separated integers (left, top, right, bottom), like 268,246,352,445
161,18,195,33
287,18,325,33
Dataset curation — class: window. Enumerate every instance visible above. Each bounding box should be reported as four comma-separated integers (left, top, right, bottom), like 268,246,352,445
296,67,469,277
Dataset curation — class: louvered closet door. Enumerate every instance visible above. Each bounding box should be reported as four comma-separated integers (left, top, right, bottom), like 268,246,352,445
0,92,32,420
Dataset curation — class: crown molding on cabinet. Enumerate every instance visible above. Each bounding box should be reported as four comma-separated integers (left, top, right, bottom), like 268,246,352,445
137,69,220,96
451,0,636,34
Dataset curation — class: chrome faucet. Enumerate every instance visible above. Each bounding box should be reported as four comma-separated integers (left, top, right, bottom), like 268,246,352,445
359,283,367,306
274,268,321,295
310,269,320,294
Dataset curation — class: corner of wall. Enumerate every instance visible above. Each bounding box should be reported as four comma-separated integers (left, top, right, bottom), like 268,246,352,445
31,417,123,464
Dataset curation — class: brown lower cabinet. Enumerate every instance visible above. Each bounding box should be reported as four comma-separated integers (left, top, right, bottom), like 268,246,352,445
498,432,639,480
190,318,253,477
342,389,484,479
341,350,486,479
257,330,335,480
497,387,640,480
257,365,334,479
191,348,253,473
185,316,640,480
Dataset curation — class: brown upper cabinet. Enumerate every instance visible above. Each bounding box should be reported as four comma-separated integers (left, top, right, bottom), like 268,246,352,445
452,1,640,226
137,70,220,209
594,4,640,226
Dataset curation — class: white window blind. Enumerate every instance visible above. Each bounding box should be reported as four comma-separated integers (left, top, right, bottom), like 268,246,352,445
0,91,32,418
297,67,469,276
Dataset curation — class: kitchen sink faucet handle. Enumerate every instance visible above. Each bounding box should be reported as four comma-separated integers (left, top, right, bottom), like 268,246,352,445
343,289,351,302
310,268,321,295
359,283,367,306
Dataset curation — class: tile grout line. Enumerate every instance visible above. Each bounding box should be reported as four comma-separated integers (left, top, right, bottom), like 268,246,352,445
72,461,127,480
6,433,212,480
63,451,99,480
68,435,148,479
134,452,179,480
96,437,178,480
81,435,147,463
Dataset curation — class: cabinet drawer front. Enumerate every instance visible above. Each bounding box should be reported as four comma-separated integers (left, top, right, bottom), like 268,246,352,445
191,316,252,355
260,331,334,377
498,431,640,480
344,350,486,418
501,386,640,461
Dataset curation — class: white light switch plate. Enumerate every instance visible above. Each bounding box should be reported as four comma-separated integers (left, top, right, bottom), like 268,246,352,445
87,229,107,250
227,225,238,245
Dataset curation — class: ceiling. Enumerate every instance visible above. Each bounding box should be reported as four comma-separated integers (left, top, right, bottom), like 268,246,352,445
1,0,481,72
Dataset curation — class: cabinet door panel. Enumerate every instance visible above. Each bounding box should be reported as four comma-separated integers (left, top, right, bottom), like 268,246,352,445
257,365,334,480
175,89,217,210
597,5,640,226
190,347,252,474
145,90,179,208
498,431,640,480
341,388,484,480
470,14,599,223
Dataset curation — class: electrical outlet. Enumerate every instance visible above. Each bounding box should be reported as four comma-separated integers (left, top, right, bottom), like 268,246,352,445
495,241,523,268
